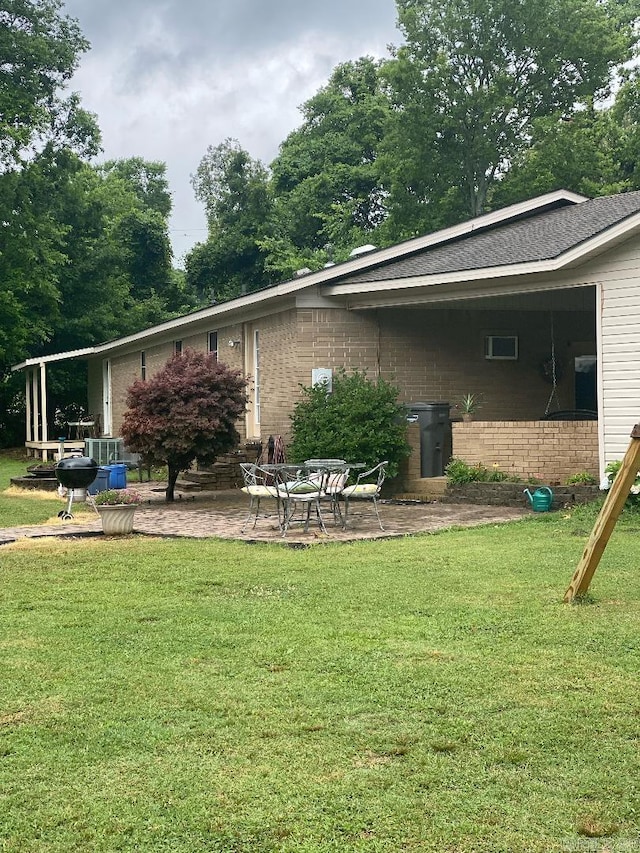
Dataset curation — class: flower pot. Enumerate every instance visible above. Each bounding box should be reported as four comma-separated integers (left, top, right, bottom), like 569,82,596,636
96,504,137,534
461,413,474,422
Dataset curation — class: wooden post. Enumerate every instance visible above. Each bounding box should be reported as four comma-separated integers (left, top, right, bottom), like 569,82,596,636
564,423,640,603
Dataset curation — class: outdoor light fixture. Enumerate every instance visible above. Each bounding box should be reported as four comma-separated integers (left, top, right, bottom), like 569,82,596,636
228,339,241,348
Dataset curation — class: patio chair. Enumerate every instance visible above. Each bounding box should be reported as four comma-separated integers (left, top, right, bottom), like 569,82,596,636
239,463,282,532
275,467,330,536
341,461,388,531
304,461,350,525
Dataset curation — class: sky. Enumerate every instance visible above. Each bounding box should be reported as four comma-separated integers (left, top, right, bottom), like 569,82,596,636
61,0,401,266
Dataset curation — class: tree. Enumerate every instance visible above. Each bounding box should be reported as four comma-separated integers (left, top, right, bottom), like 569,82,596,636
187,139,274,302
379,0,635,237
490,106,630,208
120,349,248,502
288,370,411,479
0,0,97,168
268,57,391,271
100,157,172,218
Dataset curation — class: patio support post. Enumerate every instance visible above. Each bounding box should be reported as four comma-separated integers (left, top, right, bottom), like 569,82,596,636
33,367,40,447
40,361,48,445
564,423,640,603
25,370,32,443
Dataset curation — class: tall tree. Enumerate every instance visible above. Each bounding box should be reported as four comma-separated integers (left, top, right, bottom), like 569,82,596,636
0,0,97,168
187,139,274,303
380,0,635,238
490,106,630,208
269,57,391,268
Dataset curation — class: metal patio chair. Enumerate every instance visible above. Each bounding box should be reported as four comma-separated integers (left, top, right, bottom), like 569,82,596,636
275,467,330,536
239,463,282,532
341,461,388,531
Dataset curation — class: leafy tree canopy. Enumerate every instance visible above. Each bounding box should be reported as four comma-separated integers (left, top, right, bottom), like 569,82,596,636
379,0,636,239
187,139,274,302
121,349,248,502
0,0,99,167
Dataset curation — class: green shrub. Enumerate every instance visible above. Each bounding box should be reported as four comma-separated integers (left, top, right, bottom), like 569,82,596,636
288,370,410,478
445,458,518,485
603,459,640,506
566,471,598,485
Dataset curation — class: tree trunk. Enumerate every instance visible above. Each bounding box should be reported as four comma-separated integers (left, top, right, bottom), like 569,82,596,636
166,464,180,502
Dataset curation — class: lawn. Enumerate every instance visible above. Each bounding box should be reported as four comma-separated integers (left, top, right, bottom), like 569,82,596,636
1,507,639,852
0,451,67,528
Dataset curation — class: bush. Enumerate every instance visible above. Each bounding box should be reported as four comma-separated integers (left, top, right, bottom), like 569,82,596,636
288,369,410,478
602,459,640,507
445,458,517,485
566,471,598,485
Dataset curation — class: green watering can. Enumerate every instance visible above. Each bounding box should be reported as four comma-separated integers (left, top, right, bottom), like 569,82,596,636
524,486,553,512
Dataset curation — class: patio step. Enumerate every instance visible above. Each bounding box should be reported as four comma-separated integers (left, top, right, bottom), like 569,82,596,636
393,476,448,501
177,464,243,492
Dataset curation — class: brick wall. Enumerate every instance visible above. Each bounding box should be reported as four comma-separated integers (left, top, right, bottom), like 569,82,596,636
378,306,595,419
451,420,599,483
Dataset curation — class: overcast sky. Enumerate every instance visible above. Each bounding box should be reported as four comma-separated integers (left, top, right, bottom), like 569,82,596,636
61,0,401,266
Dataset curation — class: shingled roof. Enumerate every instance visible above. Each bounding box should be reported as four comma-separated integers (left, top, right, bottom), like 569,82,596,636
339,190,640,284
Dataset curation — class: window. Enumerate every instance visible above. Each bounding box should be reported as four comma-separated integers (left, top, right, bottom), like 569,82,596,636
140,351,146,380
484,335,518,360
208,331,218,362
174,340,183,356
253,330,260,425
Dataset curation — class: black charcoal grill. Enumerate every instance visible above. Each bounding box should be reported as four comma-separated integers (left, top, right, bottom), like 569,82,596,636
55,456,98,519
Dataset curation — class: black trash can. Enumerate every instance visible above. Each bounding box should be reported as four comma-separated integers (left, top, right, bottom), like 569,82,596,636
407,402,452,477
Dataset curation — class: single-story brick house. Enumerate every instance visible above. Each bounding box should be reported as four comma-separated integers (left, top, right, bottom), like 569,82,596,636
13,188,640,485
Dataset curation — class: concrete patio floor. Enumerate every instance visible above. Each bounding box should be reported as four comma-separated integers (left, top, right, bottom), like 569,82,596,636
0,481,530,546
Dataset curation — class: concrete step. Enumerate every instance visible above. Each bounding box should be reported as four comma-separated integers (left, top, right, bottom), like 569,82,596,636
400,476,448,499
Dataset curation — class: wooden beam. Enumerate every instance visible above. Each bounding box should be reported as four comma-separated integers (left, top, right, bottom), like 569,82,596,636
564,423,640,603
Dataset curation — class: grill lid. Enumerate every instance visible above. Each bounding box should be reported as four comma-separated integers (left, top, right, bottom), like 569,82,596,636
55,456,98,489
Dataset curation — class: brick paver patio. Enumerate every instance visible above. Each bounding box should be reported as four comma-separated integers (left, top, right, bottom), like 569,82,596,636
0,482,529,546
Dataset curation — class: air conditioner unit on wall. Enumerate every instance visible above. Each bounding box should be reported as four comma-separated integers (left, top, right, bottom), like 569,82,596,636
484,335,518,360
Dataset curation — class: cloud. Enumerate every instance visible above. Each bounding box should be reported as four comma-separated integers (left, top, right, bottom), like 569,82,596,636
62,0,400,262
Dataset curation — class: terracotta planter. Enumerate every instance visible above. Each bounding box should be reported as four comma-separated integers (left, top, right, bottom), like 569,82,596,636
461,413,474,422
96,504,137,534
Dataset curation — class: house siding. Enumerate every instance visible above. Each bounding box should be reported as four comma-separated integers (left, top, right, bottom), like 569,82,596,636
599,237,640,463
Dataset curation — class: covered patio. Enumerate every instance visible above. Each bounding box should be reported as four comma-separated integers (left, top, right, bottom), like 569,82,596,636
12,348,98,460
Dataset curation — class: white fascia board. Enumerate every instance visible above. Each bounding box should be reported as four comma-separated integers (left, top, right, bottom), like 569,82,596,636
11,347,97,372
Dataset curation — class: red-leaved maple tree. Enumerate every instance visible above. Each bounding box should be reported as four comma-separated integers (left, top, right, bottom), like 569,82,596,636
121,348,248,501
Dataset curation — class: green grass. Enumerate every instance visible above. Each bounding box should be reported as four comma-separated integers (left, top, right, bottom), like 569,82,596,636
0,450,67,527
1,510,639,852
0,451,166,528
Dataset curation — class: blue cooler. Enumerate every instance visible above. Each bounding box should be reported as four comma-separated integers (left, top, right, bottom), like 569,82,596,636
87,467,110,495
104,463,127,489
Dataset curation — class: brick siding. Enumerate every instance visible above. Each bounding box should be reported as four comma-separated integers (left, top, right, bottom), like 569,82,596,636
450,420,599,483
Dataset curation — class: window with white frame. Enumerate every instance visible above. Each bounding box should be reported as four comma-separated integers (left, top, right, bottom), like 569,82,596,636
253,330,260,425
484,334,518,360
140,351,146,380
174,340,183,356
208,331,218,362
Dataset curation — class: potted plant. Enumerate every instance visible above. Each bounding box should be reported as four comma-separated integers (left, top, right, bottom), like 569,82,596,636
459,393,480,422
92,488,143,534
